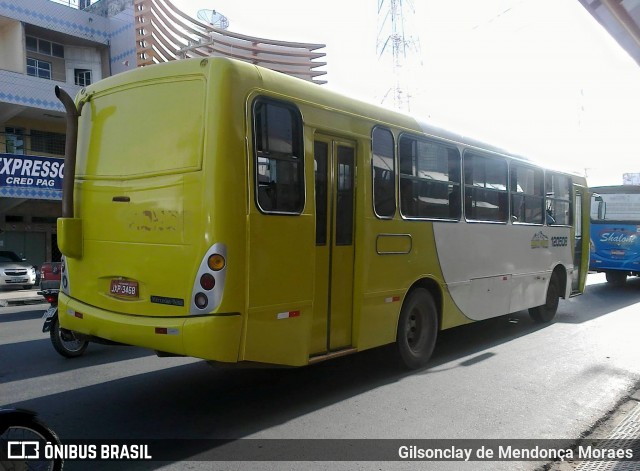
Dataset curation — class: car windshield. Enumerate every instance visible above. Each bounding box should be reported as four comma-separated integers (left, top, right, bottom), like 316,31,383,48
0,251,24,263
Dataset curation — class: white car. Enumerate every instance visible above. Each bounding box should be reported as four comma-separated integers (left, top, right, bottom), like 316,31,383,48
0,251,37,290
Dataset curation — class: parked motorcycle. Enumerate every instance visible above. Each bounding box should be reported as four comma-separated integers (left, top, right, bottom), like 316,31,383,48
41,289,88,358
0,408,63,470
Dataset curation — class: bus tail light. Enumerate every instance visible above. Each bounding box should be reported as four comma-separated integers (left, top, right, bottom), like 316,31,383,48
61,256,71,295
190,243,226,314
195,293,208,309
200,273,215,290
208,254,225,271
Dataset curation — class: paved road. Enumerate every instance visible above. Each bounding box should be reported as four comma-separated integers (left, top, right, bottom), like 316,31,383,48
1,273,639,470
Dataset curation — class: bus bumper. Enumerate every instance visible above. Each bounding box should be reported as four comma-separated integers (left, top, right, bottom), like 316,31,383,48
590,254,640,274
57,293,242,362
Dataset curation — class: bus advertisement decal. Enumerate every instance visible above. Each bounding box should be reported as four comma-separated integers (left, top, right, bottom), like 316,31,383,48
530,232,549,249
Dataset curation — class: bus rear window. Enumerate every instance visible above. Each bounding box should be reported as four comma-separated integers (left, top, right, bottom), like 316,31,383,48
76,78,205,178
591,191,640,223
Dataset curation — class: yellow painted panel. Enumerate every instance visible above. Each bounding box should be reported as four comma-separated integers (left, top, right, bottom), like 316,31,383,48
57,217,83,259
243,303,313,366
59,292,242,360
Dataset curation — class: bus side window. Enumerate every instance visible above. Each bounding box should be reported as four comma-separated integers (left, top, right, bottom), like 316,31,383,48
545,173,572,226
371,127,396,219
253,98,304,214
399,135,460,220
463,151,508,223
510,163,544,224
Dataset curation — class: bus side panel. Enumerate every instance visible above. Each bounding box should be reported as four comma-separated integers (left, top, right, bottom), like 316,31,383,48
355,218,471,351
244,213,315,366
433,223,573,321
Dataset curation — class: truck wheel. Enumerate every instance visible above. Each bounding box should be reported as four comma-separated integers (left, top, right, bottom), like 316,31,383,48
396,288,438,369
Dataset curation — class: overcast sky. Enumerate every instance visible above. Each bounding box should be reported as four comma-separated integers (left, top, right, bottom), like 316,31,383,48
172,0,640,186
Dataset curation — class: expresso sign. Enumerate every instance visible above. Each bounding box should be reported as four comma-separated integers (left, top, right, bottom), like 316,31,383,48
0,154,64,191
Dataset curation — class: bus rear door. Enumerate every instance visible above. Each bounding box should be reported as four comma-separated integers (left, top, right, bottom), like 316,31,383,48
311,136,356,358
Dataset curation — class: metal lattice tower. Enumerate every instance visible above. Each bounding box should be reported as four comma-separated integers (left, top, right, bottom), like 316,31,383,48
377,0,420,112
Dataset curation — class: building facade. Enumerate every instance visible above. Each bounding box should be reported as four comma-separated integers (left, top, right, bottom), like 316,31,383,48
0,0,135,266
0,0,327,268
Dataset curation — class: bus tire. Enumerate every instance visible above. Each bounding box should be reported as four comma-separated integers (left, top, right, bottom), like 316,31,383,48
396,288,438,369
605,271,626,286
529,274,560,323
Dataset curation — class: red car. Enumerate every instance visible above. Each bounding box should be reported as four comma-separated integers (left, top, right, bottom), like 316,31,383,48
39,262,62,290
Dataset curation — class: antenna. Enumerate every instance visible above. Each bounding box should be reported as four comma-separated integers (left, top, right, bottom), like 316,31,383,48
377,0,421,112
196,9,229,29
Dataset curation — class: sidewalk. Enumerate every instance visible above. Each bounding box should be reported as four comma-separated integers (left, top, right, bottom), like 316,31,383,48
0,286,48,306
547,387,640,471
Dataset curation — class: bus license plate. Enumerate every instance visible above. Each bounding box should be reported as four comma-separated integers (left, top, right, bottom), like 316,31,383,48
611,249,625,257
110,280,138,298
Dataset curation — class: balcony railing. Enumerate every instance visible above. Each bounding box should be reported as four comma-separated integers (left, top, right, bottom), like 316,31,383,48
46,0,92,9
0,131,66,159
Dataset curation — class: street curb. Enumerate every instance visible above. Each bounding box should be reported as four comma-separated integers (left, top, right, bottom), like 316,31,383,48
0,298,47,307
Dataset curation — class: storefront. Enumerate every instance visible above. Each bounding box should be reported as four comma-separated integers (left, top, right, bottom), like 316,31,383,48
0,153,63,266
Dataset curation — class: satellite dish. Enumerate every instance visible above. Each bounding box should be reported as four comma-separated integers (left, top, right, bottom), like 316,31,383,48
197,9,229,29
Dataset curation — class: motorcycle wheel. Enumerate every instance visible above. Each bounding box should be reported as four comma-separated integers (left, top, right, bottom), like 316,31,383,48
50,317,88,358
0,414,63,471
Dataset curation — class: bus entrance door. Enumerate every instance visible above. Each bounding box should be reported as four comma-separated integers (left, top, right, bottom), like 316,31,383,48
571,185,589,295
311,137,356,356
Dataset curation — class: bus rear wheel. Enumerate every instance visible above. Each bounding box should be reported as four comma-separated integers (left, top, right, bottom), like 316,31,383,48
605,271,627,286
396,288,438,369
529,274,560,323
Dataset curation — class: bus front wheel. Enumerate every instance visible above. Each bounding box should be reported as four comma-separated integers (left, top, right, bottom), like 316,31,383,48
529,275,560,323
396,288,438,369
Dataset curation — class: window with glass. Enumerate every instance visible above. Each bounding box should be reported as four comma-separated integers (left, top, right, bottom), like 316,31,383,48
253,98,304,214
372,127,395,218
591,191,640,223
27,58,51,80
4,127,25,155
545,173,572,225
314,141,328,245
510,163,544,224
336,146,355,245
463,152,508,222
74,69,92,87
398,135,461,219
26,36,64,58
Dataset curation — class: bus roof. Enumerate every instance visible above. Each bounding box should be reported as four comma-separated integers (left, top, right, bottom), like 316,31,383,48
241,58,582,176
84,56,581,178
590,185,640,194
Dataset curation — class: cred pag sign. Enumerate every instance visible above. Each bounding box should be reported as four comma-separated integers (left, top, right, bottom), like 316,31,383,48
0,153,64,200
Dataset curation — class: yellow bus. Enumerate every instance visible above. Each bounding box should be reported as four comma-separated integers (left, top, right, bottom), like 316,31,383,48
54,57,589,369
